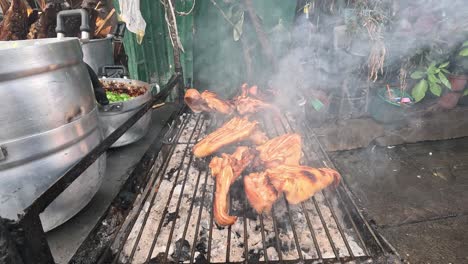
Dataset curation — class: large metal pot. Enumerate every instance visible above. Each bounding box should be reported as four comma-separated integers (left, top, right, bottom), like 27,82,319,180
0,38,106,232
98,78,153,148
56,9,125,74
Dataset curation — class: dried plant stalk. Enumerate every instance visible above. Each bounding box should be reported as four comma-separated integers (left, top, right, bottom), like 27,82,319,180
368,40,386,82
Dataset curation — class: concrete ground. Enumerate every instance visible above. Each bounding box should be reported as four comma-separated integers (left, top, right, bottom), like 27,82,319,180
46,104,178,264
331,138,468,264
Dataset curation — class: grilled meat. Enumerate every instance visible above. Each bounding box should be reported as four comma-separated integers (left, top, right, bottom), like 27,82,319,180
240,83,276,101
193,117,263,158
256,134,302,168
210,147,255,226
0,0,29,41
234,83,278,116
249,128,269,145
234,96,278,116
266,165,341,204
244,172,278,213
184,89,234,115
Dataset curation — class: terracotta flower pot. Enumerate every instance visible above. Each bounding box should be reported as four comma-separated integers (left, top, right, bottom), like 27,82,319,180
448,74,468,92
438,92,463,110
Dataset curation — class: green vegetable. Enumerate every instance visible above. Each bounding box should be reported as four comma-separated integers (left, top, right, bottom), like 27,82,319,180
106,91,132,102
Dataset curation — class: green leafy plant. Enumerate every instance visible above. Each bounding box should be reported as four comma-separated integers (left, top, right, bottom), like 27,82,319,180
452,41,468,75
410,61,451,102
459,41,468,57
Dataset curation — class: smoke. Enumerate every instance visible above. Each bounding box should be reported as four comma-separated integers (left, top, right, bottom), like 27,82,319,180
267,0,468,112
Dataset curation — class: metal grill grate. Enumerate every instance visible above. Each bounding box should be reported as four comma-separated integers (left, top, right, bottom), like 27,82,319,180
108,112,397,263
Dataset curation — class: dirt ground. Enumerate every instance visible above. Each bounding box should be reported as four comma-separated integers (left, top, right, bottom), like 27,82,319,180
330,138,468,264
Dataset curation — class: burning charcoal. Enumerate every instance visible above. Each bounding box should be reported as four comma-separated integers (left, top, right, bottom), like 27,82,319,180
148,253,166,263
170,239,191,262
195,239,207,253
194,251,207,263
193,158,207,171
165,168,178,180
116,190,135,210
245,248,263,261
163,212,180,227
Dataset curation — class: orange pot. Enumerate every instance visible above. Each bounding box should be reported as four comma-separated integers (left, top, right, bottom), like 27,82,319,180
448,74,468,92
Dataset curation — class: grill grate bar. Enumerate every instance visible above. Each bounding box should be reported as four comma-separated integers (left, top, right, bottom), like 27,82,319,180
161,118,207,263
322,190,355,258
243,197,249,262
207,184,216,262
258,214,269,263
189,170,210,264
111,112,192,264
226,196,233,262
270,207,284,262
144,115,205,262
173,168,204,263
300,202,323,260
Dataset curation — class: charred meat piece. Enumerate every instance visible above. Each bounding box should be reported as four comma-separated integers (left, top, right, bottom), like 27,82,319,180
266,165,341,204
240,83,276,101
193,117,262,158
184,89,234,115
256,134,302,168
234,96,278,116
235,83,278,116
210,147,255,226
249,128,269,145
244,172,278,213
0,0,29,41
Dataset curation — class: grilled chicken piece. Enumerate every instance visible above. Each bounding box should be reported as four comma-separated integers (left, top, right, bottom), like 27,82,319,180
0,0,29,41
249,128,269,145
235,83,278,115
240,83,276,101
256,134,302,168
184,89,234,115
210,147,255,226
234,96,278,116
244,172,278,213
266,165,341,204
193,117,262,158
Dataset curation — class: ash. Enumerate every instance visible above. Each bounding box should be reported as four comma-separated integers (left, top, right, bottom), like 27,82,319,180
117,114,367,263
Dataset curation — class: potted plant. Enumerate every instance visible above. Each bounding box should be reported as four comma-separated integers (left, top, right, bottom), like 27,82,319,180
448,41,468,92
410,61,451,102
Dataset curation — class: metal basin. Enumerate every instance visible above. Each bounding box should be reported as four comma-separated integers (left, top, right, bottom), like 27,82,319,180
0,38,106,231
98,78,152,148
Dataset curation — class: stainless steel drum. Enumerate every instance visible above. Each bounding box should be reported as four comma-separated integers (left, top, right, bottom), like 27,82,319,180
98,78,152,148
0,38,106,232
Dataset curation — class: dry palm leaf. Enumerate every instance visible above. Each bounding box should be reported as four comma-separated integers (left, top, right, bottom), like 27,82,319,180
94,7,114,36
0,0,10,14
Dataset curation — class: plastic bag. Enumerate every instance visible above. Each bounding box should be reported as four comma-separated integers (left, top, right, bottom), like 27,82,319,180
118,0,146,43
